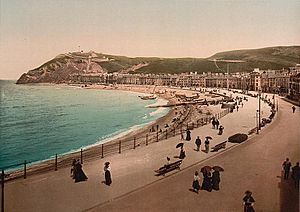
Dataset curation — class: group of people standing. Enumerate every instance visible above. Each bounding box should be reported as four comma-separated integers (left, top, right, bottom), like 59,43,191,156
194,136,212,153
70,159,112,186
70,159,88,183
191,168,256,212
191,169,221,193
211,117,224,135
282,158,300,188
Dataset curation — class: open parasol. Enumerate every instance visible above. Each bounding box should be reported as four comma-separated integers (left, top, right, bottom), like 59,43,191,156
206,136,213,140
212,166,224,172
176,143,184,148
200,165,212,173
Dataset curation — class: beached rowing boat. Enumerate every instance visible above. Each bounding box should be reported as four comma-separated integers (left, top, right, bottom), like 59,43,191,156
138,94,157,100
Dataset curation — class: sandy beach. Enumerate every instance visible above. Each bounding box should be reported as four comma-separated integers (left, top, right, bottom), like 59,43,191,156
5,84,227,180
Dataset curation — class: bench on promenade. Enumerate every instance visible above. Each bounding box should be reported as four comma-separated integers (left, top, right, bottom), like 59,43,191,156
211,141,227,152
155,160,183,176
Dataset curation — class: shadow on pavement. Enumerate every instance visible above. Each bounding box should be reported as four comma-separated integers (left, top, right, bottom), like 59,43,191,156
279,171,299,212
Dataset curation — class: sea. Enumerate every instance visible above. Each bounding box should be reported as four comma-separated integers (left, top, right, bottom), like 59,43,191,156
0,80,169,171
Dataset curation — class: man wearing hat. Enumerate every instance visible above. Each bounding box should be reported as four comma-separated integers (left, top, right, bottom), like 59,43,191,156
243,190,255,212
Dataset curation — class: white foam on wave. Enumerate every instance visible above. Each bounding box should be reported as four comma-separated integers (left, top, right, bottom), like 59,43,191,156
146,97,168,108
147,97,169,117
79,122,153,150
149,107,168,117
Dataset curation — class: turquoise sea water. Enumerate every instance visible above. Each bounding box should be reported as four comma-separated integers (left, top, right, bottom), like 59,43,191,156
0,81,168,170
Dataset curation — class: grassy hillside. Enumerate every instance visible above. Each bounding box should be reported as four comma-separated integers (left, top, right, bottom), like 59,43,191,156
207,46,300,72
17,46,300,84
136,46,300,73
31,46,300,74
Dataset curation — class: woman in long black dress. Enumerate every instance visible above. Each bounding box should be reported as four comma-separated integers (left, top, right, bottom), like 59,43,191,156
201,171,212,192
74,160,88,183
179,146,186,159
186,129,191,141
243,190,255,212
211,170,220,190
104,162,112,186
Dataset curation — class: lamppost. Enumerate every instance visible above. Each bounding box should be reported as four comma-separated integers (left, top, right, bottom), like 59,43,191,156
256,110,259,134
258,90,261,131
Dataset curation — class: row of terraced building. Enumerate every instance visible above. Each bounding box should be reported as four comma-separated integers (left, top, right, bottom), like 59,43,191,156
70,65,300,101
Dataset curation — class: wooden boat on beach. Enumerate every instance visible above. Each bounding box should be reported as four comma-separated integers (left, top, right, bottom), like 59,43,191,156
138,94,157,100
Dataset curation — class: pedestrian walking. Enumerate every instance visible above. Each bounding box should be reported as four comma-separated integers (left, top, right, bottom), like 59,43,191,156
218,125,224,135
70,159,77,179
236,105,239,111
195,136,201,151
104,162,112,186
291,162,300,188
205,137,210,153
179,146,186,159
186,129,191,141
201,171,212,192
292,106,296,113
211,170,221,190
192,171,200,194
74,159,88,183
215,119,220,130
243,190,255,212
282,158,292,180
212,117,216,129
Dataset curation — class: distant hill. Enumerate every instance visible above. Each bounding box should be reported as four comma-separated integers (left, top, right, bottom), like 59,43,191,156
17,46,300,84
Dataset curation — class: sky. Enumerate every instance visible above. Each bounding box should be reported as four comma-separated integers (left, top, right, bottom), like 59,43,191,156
0,0,299,79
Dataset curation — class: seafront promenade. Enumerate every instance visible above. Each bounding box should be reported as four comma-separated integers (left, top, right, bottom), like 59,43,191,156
93,97,300,212
3,90,294,212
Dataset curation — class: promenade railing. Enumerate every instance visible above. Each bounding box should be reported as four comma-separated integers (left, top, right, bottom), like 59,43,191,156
1,89,277,182
0,107,230,182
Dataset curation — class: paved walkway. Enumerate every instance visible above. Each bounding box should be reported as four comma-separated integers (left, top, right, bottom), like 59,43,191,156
2,90,278,212
89,97,300,212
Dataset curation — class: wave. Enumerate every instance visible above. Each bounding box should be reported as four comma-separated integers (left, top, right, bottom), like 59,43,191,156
149,107,168,117
146,97,168,108
56,113,67,117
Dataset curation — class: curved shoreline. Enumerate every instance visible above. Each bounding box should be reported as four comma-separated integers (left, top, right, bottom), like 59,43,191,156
4,84,177,175
5,84,226,180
